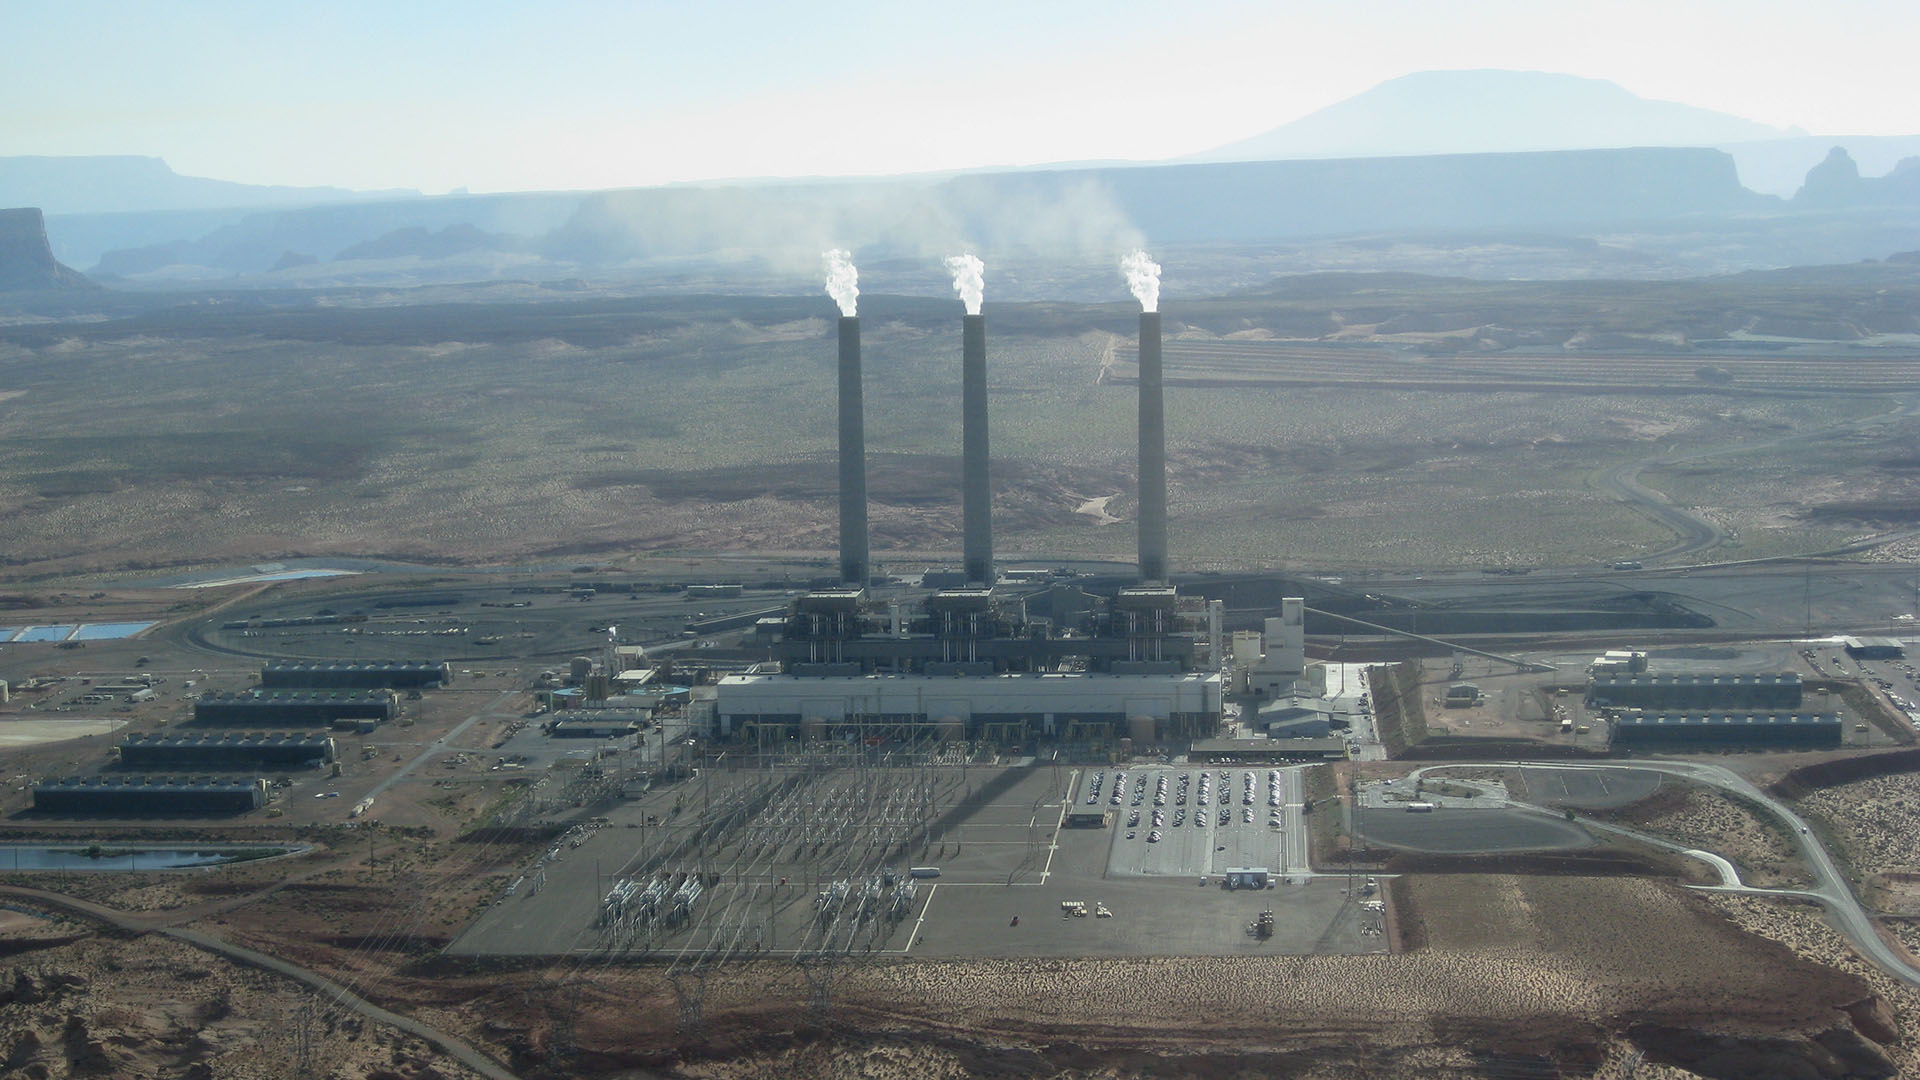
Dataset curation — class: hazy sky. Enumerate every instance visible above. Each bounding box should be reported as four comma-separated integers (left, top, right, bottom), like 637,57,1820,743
7,0,1917,194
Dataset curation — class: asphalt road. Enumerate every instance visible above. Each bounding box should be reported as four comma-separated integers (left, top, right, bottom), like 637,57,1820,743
1590,393,1920,565
1415,759,1920,990
1591,457,1723,562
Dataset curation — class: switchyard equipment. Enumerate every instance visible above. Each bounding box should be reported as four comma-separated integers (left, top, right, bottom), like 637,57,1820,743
118,732,335,769
599,879,640,926
33,776,268,815
1610,712,1842,751
668,877,703,927
193,689,396,727
888,879,917,922
259,660,451,690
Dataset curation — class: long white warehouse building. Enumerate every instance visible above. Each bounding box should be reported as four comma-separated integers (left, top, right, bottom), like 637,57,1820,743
715,671,1223,740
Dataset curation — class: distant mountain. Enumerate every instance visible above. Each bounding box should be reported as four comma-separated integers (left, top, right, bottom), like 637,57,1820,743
1717,135,1920,197
1792,147,1920,208
0,208,96,291
0,156,419,215
1192,70,1799,163
77,146,1766,283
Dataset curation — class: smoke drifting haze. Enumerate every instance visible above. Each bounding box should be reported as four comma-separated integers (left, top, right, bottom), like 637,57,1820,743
823,248,859,316
1121,249,1161,312
945,253,984,314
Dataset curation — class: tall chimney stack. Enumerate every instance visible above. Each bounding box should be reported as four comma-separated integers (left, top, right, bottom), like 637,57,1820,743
961,313,993,585
1137,311,1167,583
838,315,870,586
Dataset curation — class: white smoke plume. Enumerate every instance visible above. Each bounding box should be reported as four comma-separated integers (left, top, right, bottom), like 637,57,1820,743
1120,249,1161,313
944,253,985,315
823,248,859,316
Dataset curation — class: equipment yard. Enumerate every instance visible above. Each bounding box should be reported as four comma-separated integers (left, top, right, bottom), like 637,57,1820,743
451,762,1380,961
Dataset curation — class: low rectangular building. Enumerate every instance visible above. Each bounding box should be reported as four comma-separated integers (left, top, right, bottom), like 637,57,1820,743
1610,712,1841,752
546,716,644,739
1588,673,1802,711
714,671,1222,741
1845,637,1907,660
33,776,268,815
194,689,396,727
259,660,450,690
1189,736,1347,763
119,732,335,770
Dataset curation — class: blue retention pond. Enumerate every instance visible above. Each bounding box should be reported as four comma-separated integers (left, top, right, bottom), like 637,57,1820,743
68,622,157,640
14,625,77,642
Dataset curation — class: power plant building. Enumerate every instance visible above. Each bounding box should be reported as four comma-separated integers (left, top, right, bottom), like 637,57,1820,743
33,776,269,815
1587,673,1802,711
259,660,450,690
193,689,396,726
1610,712,1841,752
118,732,336,769
715,671,1222,743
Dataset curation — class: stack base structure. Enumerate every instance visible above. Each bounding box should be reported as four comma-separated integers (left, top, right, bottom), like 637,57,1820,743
33,776,268,815
260,661,450,690
118,732,335,769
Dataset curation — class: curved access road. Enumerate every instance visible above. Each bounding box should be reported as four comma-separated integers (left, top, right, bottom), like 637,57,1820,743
1590,393,1920,564
1589,458,1723,561
1410,760,1920,989
0,884,521,1080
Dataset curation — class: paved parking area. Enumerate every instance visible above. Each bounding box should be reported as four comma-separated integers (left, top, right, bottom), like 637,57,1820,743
1517,766,1661,809
1359,807,1593,854
1104,767,1290,878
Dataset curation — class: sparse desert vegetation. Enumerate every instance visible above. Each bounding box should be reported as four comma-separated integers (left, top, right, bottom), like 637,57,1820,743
1597,781,1812,888
1,274,1914,579
1799,771,1920,909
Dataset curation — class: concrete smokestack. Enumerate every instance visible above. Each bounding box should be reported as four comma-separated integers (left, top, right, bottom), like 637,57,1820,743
961,313,992,584
1137,312,1167,583
838,315,870,586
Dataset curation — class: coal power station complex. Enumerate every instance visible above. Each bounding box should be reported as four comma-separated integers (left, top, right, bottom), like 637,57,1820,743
714,291,1228,745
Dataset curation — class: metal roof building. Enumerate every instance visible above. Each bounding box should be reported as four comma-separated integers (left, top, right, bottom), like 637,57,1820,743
33,776,268,815
1189,736,1347,763
1588,673,1802,711
193,689,395,726
1611,712,1841,752
259,660,450,690
714,671,1222,742
119,732,335,769
1845,637,1907,660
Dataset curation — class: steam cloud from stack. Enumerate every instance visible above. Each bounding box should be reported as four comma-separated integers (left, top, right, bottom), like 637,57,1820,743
823,248,859,317
1120,249,1161,313
945,253,985,315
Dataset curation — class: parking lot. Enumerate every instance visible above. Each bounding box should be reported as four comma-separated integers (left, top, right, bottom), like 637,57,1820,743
1099,767,1292,879
449,761,1383,960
